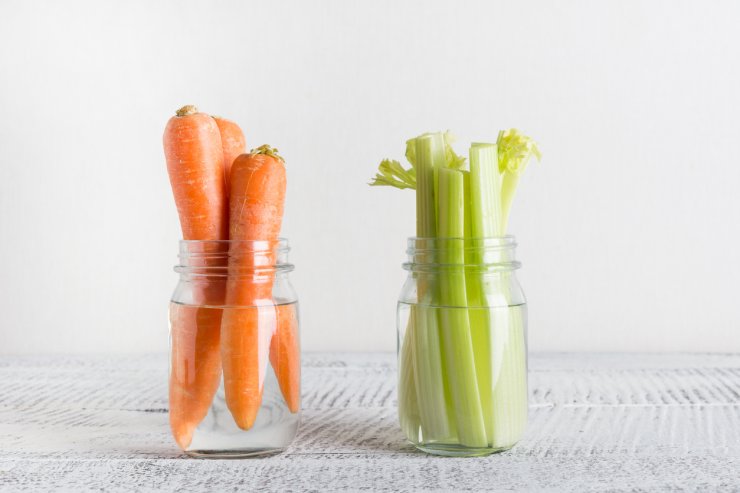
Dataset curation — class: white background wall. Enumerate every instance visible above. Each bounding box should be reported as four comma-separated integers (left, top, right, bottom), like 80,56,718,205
1,0,739,354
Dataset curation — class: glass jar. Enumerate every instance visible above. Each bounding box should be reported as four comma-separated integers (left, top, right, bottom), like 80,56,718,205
169,239,300,458
397,236,527,457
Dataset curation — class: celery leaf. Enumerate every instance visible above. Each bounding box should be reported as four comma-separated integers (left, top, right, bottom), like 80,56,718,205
497,129,541,175
369,159,417,190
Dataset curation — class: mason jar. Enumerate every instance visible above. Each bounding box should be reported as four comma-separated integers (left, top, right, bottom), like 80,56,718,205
169,239,300,457
397,236,528,457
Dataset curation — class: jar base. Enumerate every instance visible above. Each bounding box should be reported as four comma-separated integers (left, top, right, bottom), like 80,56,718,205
413,442,515,457
185,447,285,459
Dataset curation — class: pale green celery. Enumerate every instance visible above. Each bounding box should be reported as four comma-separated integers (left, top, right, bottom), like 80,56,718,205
409,134,453,442
488,130,538,448
414,135,439,238
490,301,528,449
497,129,541,232
412,299,455,441
466,144,499,444
468,142,532,448
469,143,506,299
406,131,466,171
437,167,487,447
398,309,421,440
369,159,416,189
370,131,465,193
470,143,504,237
461,170,472,238
460,168,494,442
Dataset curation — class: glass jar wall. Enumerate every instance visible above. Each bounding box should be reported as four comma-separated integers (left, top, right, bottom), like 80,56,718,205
397,236,527,457
169,239,300,458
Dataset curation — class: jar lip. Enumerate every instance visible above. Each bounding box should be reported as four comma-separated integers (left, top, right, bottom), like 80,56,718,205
403,262,520,272
406,235,517,252
175,237,292,276
178,238,290,256
179,237,289,250
404,235,520,271
173,264,295,276
408,235,516,244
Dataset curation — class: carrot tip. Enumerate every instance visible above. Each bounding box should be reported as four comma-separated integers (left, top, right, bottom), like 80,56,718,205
233,410,259,431
171,421,195,450
176,105,198,117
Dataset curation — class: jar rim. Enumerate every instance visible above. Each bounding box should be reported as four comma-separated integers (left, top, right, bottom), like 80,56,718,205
407,235,516,245
178,237,289,248
175,237,293,276
404,235,520,272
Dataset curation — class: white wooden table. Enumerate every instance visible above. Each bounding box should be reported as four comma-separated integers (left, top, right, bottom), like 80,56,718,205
1,353,739,492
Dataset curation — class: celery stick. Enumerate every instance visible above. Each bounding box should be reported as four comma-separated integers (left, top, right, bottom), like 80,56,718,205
497,129,541,233
437,167,487,447
469,143,531,448
469,145,506,297
410,134,452,442
490,130,538,447
412,300,455,441
414,135,438,238
470,143,504,237
489,286,512,448
490,302,528,448
398,310,421,440
461,170,472,239
509,305,528,443
466,144,500,443
499,173,519,235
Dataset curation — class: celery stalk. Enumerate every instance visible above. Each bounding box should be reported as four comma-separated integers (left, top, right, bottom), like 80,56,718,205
412,301,455,441
414,135,438,238
497,129,542,233
462,170,471,239
408,134,453,441
499,173,519,235
437,167,487,447
490,301,528,448
466,144,499,443
468,142,533,448
489,130,538,448
398,310,421,439
470,143,504,237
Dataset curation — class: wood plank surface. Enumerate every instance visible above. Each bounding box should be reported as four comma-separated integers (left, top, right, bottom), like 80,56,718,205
1,353,738,492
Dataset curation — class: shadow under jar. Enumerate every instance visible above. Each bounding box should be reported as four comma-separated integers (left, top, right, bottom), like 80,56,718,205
397,236,528,457
169,239,300,458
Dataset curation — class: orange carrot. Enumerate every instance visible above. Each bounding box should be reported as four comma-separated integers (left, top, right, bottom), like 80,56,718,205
221,145,286,430
270,303,301,412
164,105,227,241
213,116,246,193
168,304,222,449
163,104,226,449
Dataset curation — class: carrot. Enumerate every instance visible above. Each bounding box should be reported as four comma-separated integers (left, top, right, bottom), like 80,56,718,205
213,116,246,193
221,145,286,430
164,105,227,241
168,304,222,449
269,303,301,412
163,104,227,449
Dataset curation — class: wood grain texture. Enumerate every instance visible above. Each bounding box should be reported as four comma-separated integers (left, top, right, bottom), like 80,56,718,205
1,352,738,492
